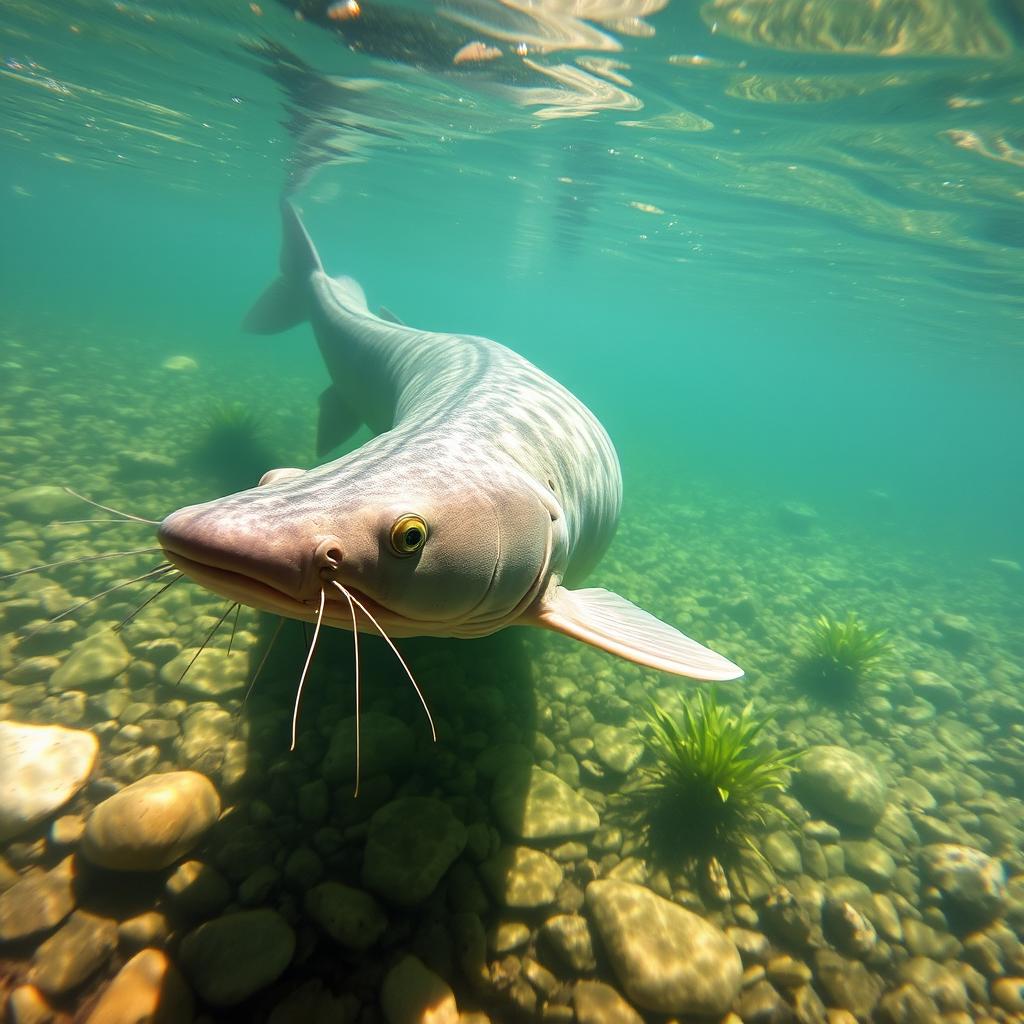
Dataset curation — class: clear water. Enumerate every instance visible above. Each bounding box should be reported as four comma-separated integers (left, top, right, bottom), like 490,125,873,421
2,0,1024,1018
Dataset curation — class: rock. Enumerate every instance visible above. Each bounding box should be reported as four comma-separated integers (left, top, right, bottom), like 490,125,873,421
919,844,1004,925
115,450,177,478
50,814,85,847
761,886,813,948
585,879,741,1015
489,920,531,954
992,977,1024,1013
6,985,58,1024
842,840,896,890
766,955,812,988
162,354,198,371
897,781,936,815
29,910,118,996
174,704,232,773
591,724,643,774
777,502,818,534
82,771,220,871
896,957,967,1011
738,979,795,1023
492,765,600,840
480,846,564,908
812,950,881,1019
764,831,802,875
164,859,232,920
726,927,771,965
118,910,170,950
50,631,131,690
84,949,193,1024
724,594,758,627
323,712,414,782
540,913,597,973
822,898,877,958
866,893,903,943
450,911,488,995
160,646,249,698
901,918,960,959
380,955,458,1024
362,797,466,906
178,908,295,1006
1,484,82,521
305,881,387,950
573,980,644,1024
0,722,98,841
791,983,828,1024
907,670,960,710
284,846,323,890
795,746,887,828
875,984,940,1024
932,612,975,654
0,855,78,941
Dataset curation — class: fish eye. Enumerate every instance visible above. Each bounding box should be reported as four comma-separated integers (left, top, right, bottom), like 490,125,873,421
390,514,428,555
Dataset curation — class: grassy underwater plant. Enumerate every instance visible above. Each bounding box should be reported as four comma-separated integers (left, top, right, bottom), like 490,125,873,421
797,612,891,703
635,690,801,865
189,400,277,494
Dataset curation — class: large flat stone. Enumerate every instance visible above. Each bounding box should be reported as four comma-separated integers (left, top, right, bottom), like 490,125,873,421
585,880,742,1015
0,722,98,841
492,765,599,840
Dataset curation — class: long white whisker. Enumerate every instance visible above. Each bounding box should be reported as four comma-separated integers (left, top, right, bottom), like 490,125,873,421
62,487,160,525
290,587,326,751
113,573,183,633
20,564,174,640
331,582,362,797
53,519,155,526
242,616,285,710
0,547,163,581
333,581,436,743
176,601,237,686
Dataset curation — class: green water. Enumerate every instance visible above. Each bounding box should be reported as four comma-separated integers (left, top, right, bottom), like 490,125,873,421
2,0,1024,1019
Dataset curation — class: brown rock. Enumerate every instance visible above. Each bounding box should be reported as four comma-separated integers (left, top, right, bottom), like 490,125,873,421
84,949,194,1024
82,771,220,871
0,856,78,942
29,910,118,996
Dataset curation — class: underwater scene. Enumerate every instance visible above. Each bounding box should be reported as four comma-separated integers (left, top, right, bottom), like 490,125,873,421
1,0,1024,1021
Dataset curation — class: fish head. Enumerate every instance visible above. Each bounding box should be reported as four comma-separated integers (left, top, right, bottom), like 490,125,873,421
157,455,560,637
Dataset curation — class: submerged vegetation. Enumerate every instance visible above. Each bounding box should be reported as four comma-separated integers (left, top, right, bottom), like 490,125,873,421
188,400,278,494
797,612,891,702
634,690,801,865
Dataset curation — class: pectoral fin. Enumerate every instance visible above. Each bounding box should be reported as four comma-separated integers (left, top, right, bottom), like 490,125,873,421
530,586,743,680
317,385,362,457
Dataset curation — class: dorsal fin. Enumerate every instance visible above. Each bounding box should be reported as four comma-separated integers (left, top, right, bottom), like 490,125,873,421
378,305,406,326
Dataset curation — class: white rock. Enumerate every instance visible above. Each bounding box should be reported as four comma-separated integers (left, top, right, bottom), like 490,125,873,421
0,722,98,841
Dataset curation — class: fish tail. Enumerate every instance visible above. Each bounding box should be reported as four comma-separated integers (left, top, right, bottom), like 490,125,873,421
242,199,322,334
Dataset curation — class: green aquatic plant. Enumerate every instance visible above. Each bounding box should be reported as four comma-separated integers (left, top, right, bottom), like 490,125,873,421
189,400,277,493
797,612,891,701
636,690,801,864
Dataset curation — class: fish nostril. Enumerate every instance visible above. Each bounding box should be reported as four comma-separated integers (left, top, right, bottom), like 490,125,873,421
314,539,344,579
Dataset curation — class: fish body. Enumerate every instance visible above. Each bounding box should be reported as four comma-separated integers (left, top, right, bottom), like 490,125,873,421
157,203,741,680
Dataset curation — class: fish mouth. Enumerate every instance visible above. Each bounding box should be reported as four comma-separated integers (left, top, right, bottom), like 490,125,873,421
161,547,425,637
